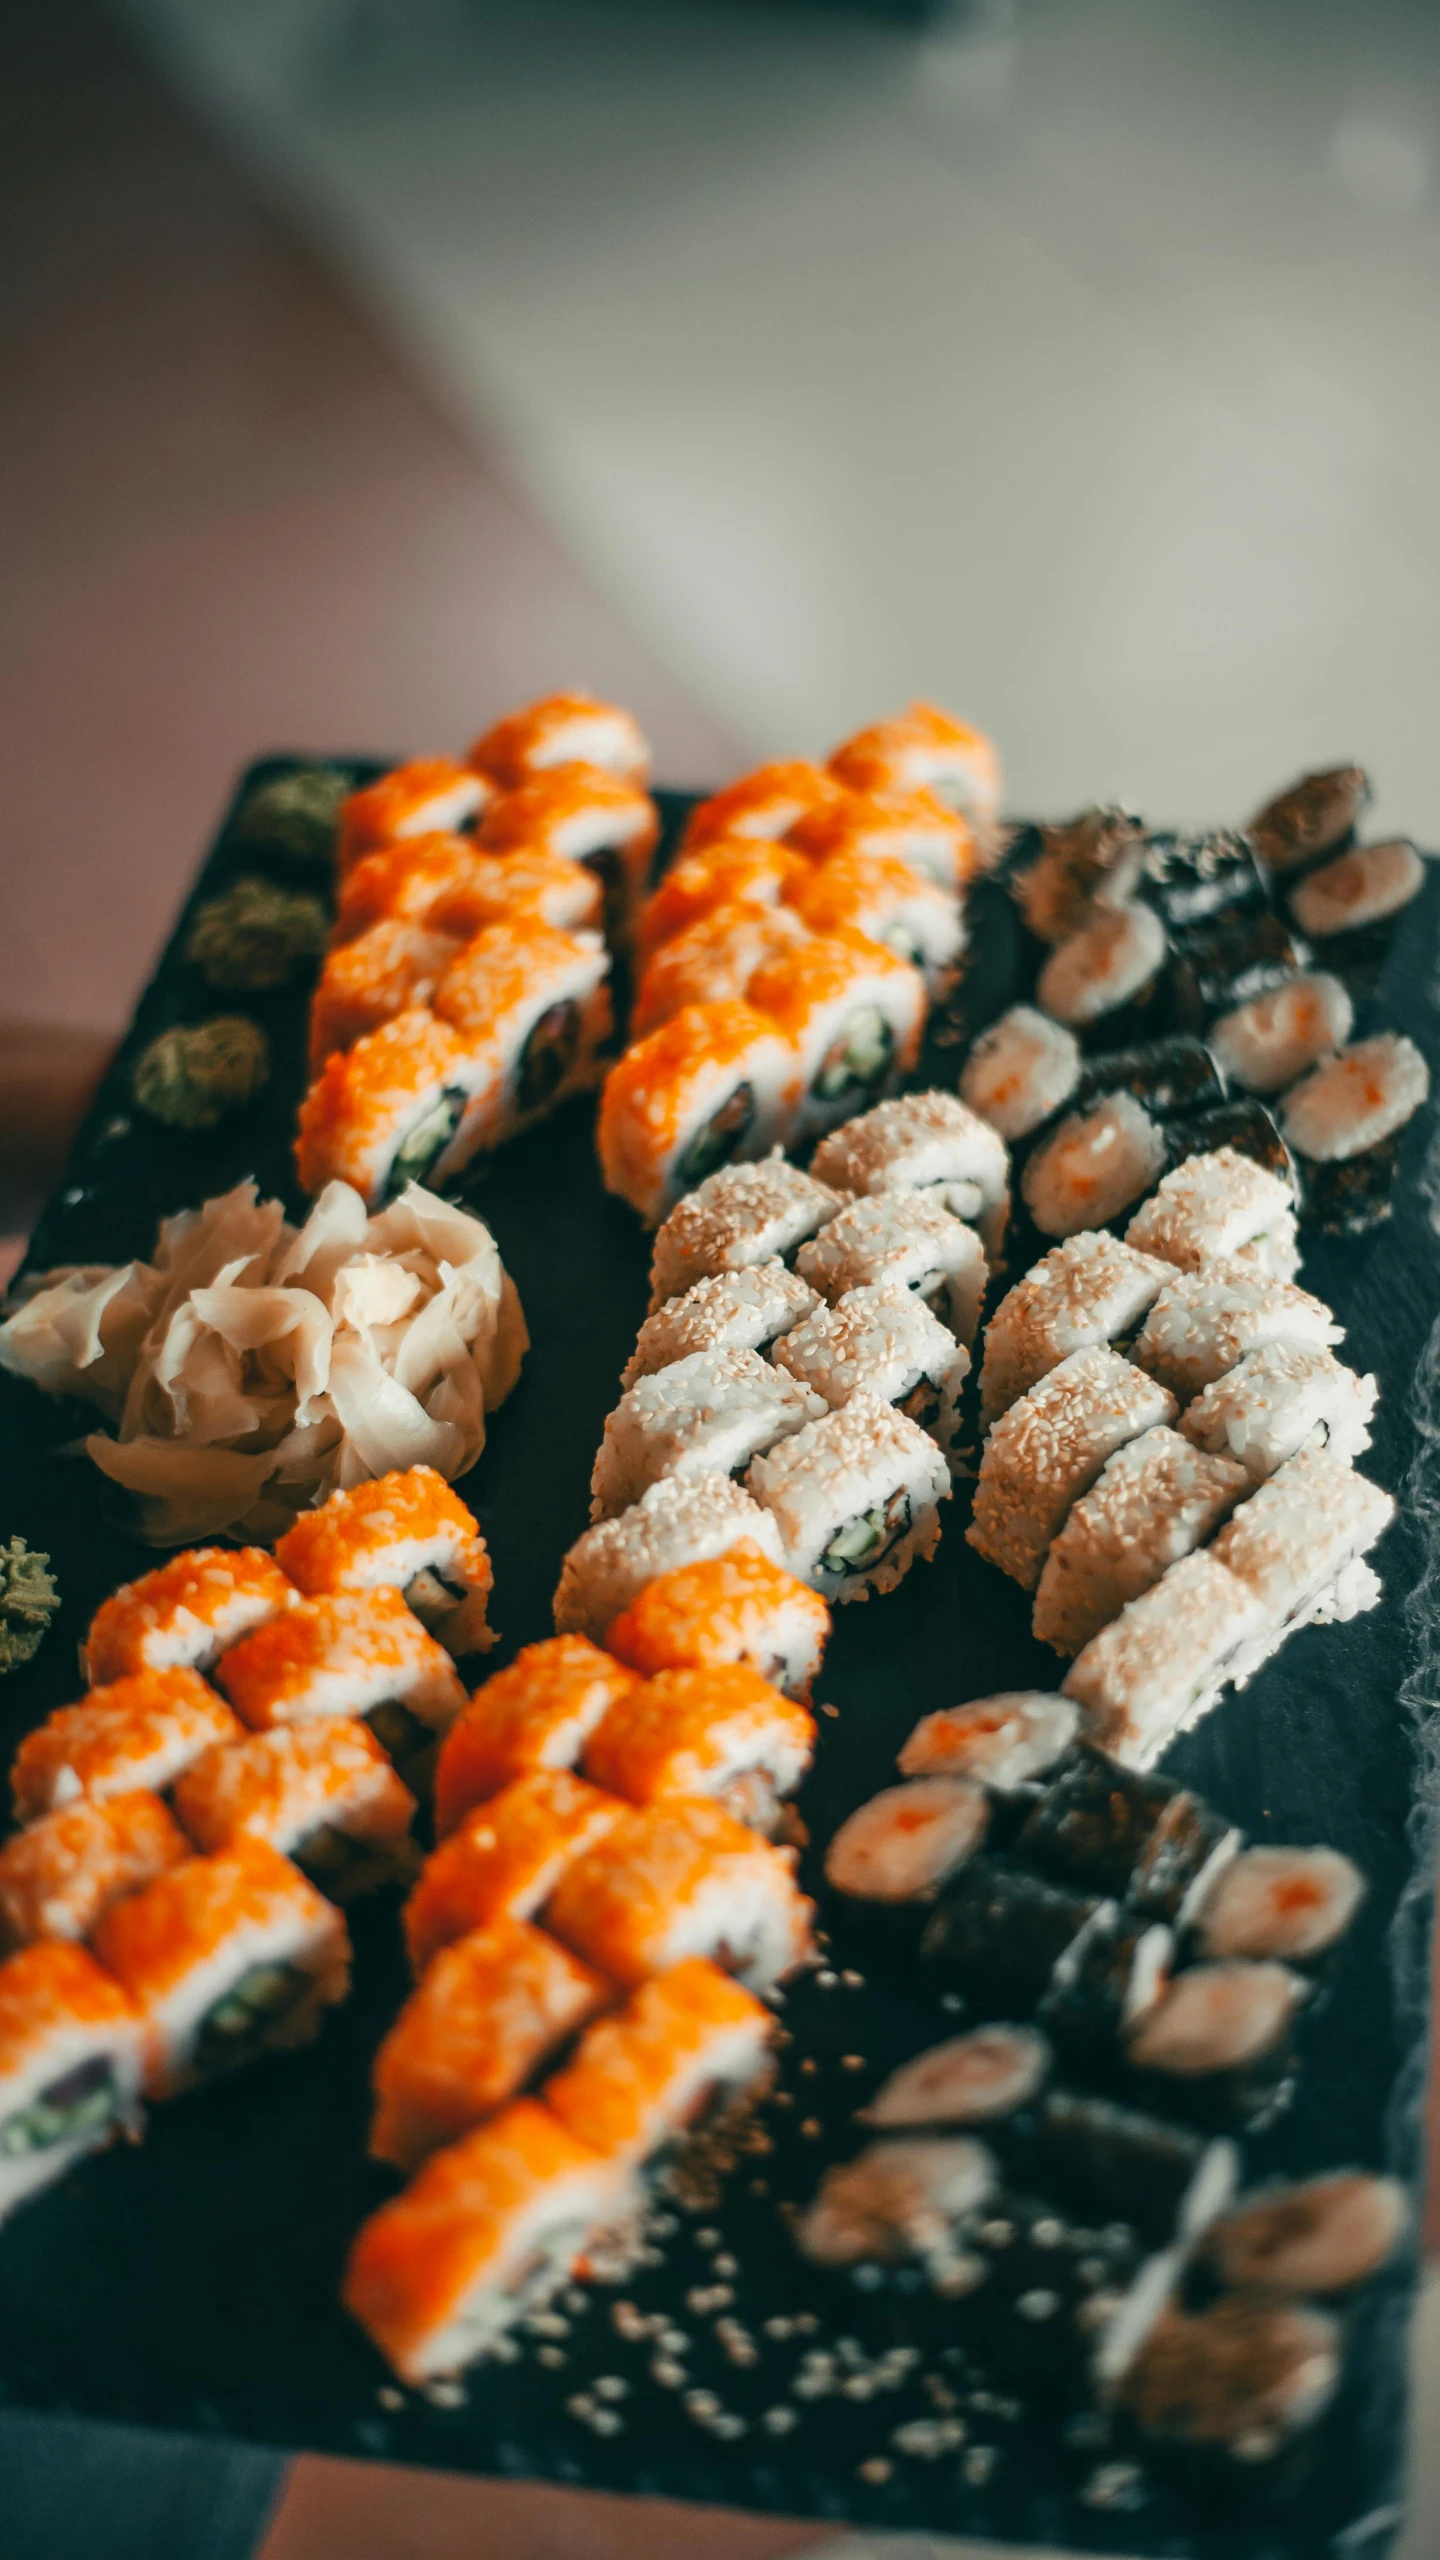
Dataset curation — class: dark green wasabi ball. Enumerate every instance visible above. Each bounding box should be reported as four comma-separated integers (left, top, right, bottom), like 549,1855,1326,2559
132,1016,270,1129
0,1537,60,1674
234,764,352,864
184,875,329,990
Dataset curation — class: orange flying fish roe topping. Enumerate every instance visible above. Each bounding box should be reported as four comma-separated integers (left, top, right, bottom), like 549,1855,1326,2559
788,847,949,937
0,1940,140,2078
637,840,813,964
600,999,791,1167
171,1718,415,1858
680,762,845,852
604,1547,830,1687
631,903,811,1042
277,1467,485,1598
583,1664,815,1805
544,1956,769,2161
476,764,658,858
295,1008,471,1198
12,1669,243,1824
0,1792,189,1952
467,693,650,790
545,1795,801,1985
433,919,603,1045
787,785,982,880
746,927,923,1043
334,835,488,940
828,704,1002,821
337,760,488,871
309,921,462,1072
404,1771,624,1975
434,1639,639,1837
91,1836,343,2009
214,1589,463,1732
442,847,605,937
85,1549,296,1687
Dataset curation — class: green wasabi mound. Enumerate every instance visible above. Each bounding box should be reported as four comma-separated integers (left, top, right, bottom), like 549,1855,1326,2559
234,764,351,864
132,1017,270,1129
0,1536,59,1674
185,875,328,991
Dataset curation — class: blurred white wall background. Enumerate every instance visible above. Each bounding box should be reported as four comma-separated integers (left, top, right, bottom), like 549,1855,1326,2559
111,0,1440,829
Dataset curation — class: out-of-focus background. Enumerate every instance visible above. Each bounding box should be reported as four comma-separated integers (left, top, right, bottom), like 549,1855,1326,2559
4,0,1440,2553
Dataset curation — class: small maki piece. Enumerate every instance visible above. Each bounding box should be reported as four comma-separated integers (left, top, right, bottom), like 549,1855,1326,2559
214,1589,468,1775
598,1002,800,1225
603,1549,830,1701
1033,1424,1248,1657
0,1791,188,1952
1208,973,1353,1098
1123,1958,1307,2114
787,848,966,996
294,1007,483,1206
469,691,651,792
1200,2171,1406,2297
630,901,811,1040
552,1473,785,1644
583,1662,815,1834
1038,1901,1173,2062
794,1190,988,1346
1117,2295,1341,2460
1062,1550,1267,1769
476,762,659,942
1288,837,1426,989
0,1536,58,1674
1210,1443,1394,1660
647,1152,844,1310
133,1016,269,1130
1189,1845,1364,1966
1166,910,1308,1030
771,1280,972,1462
275,1467,494,1660
1019,2089,1237,2247
809,1088,1011,1258
544,1794,813,1992
184,876,328,991
637,838,812,964
862,2024,1052,2129
745,1390,953,1602
91,1836,350,2096
1036,904,1168,1042
1135,830,1266,932
309,919,463,1069
1181,1337,1377,1482
343,2098,635,2383
433,919,613,1141
0,1941,146,2224
1010,805,1146,945
588,1346,825,1524
621,1260,818,1388
434,1639,638,1836
543,1956,775,2168
746,929,927,1141
829,702,1004,830
678,759,842,851
797,2134,997,2271
338,759,489,871
978,1232,1170,1426
1281,1032,1431,1234
921,1859,1100,2014
899,1692,1079,1791
171,1719,417,1899
1127,1141,1297,1280
1016,1745,1232,1908
403,1772,622,1975
1021,1093,1168,1240
369,1916,609,2174
1131,1257,1341,1405
12,1668,243,1822
968,1347,1176,1593
790,783,983,894
960,1003,1081,1142
1071,1036,1228,1137
85,1547,296,1686
825,1777,990,1905
235,762,354,864
1248,763,1370,876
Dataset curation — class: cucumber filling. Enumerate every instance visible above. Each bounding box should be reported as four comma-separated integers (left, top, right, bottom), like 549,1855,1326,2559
814,1006,894,1103
388,1086,467,1197
0,2056,117,2157
819,1484,912,1579
517,999,581,1112
676,1080,756,1187
195,1961,308,2072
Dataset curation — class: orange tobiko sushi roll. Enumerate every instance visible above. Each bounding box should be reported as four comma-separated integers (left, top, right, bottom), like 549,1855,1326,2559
434,1638,639,1837
603,1548,830,1702
789,785,984,894
828,704,1003,831
171,1719,417,1898
545,1795,812,1991
636,838,813,966
747,928,925,1140
213,1589,467,1779
582,1664,814,1834
447,845,604,939
294,1007,481,1206
477,764,658,942
432,918,612,1144
404,1771,623,1975
630,902,811,1042
468,692,650,791
337,759,489,873
544,1956,772,2167
598,1002,799,1226
276,1467,494,1661
12,1669,243,1824
84,1548,296,1686
0,1941,146,2223
788,848,966,997
308,920,463,1072
680,761,844,853
0,1791,189,1952
333,834,488,942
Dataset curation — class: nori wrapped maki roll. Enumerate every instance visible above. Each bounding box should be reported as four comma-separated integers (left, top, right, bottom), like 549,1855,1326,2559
1287,837,1426,995
921,1859,1100,2015
1017,1747,1193,1899
1129,1791,1242,1925
1166,912,1309,1030
1071,1034,1226,1124
1170,1097,1297,1192
1038,1902,1173,2064
1282,1033,1432,1236
1137,830,1266,932
1123,1959,1307,2135
1012,2087,1238,2246
1248,763,1370,877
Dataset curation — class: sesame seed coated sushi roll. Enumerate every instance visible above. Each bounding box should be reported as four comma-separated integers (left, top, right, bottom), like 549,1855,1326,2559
789,785,983,893
1248,763,1370,876
84,1548,296,1686
968,1348,1176,1592
960,1005,1081,1142
1126,1144,1297,1280
1208,973,1353,1098
545,1795,813,1991
630,901,811,1041
171,1719,417,1897
92,1837,350,2095
309,920,464,1071
680,761,843,852
1036,903,1167,1038
404,1773,622,1975
334,834,488,942
979,1232,1170,1426
1281,1032,1431,1233
746,1390,952,1601
898,1693,1080,1790
1131,1258,1341,1405
788,849,966,995
1288,837,1424,986
476,764,659,941
603,1550,830,1701
337,760,490,872
433,919,612,1142
589,1347,825,1523
1021,1092,1168,1240
1010,806,1147,945
921,1861,1101,2013
621,1260,818,1389
809,1089,1011,1256
0,1792,188,1952
343,2098,633,2382
829,704,1003,830
276,1469,495,1660
553,1475,785,1644
468,692,651,791
1033,1426,1248,1657
795,1190,988,1346
215,1589,467,1773
1167,909,1309,1030
1181,1337,1377,1481
1209,1444,1394,1654
636,840,813,965
434,1640,639,1837
1169,1104,1299,1223
370,1917,609,2174
1191,1845,1364,1966
1201,2171,1405,2297
1062,1551,1268,1767
0,1942,145,2222
544,1956,774,2167
584,1665,815,1832
599,1003,801,1225
771,1280,971,1459
1118,2295,1340,2458
13,1670,243,1823
648,1153,844,1310
797,2135,996,2270
862,2025,1052,2129
295,1008,484,1207
746,930,925,1140
825,1777,990,1904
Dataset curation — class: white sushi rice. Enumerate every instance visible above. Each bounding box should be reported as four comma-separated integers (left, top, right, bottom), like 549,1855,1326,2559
745,1390,952,1602
1208,974,1354,1098
136,1876,351,2098
589,1347,825,1523
1132,1260,1342,1404
1290,839,1425,940
1062,1549,1269,1767
810,1090,1011,1258
391,2141,637,2381
795,1191,989,1346
0,1994,147,2223
1281,1034,1431,1164
798,2137,996,2267
1181,1338,1377,1480
1210,1444,1394,1663
1036,902,1167,1028
978,1230,1171,1425
553,1473,786,1642
1021,1093,1168,1240
897,1692,1080,1788
771,1281,971,1461
960,1004,1081,1141
1032,1425,1249,1658
647,1153,844,1310
1126,1146,1298,1278
861,2025,1052,2127
968,1347,1176,1592
620,1261,818,1388
1195,1847,1365,1963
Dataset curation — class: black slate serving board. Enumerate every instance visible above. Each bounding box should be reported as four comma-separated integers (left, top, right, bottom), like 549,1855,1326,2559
0,765,1436,2557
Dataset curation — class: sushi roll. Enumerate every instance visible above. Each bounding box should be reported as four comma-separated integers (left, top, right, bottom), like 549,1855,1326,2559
771,1281,972,1461
171,1720,417,1898
1167,1101,1298,1205
468,692,651,791
1123,1959,1308,2130
1126,1143,1297,1279
788,848,967,996
84,1547,296,1686
337,759,489,872
630,902,811,1041
1132,1258,1341,1405
369,1916,609,2174
475,763,660,942
1190,1845,1364,1966
620,1260,819,1388
828,703,1003,830
789,784,983,894
1033,1425,1249,1657
404,1772,623,1975
861,2025,1052,2129
745,1391,953,1601
1287,837,1425,989
1181,1337,1377,1482
794,1191,988,1347
824,1777,990,1904
1010,806,1147,946
1167,910,1309,1030
746,930,926,1140
1247,763,1370,876
1200,2171,1406,2297
1015,1747,1230,1908
797,2136,996,2271
680,760,844,851
1135,830,1266,933
898,1693,1080,1791
214,1589,467,1776
543,1956,774,2166
604,1550,829,1701
294,1008,487,1206
91,1837,350,2095
334,834,487,941
275,1468,495,1661
0,1792,188,1952
1062,1550,1268,1767
552,1474,785,1644
1021,1094,1168,1240
433,919,612,1140
445,845,606,938
544,1795,813,1993
647,1152,844,1310
1071,1035,1226,1125
1117,2295,1341,2459
636,839,812,965
434,1639,639,1837
1038,1902,1173,2060
978,1232,1170,1426
309,920,464,1070
1019,2089,1237,2248
1210,1445,1393,1663
921,1860,1100,2014
960,1005,1083,1146
968,1348,1177,1593
598,1003,800,1225
1036,904,1167,1041
0,1942,145,2223
809,1088,1011,1258
343,2098,634,2382
12,1669,243,1823
583,1664,815,1833
1281,1032,1431,1234
1208,974,1354,1099
588,1346,825,1523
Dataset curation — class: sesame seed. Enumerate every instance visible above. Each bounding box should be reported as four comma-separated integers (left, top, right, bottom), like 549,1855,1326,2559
594,2376,630,2401
858,2457,893,2484
841,1969,865,1988
538,2347,566,2369
376,2386,404,2411
762,2405,799,2435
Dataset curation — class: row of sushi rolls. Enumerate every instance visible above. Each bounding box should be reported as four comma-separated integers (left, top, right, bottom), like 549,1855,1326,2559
0,689,1431,2501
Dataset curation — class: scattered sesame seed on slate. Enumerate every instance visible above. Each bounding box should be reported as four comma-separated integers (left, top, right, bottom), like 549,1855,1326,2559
841,1969,865,1988
858,2457,893,2484
763,2406,799,2435
800,2117,823,2138
964,2446,998,2484
376,2387,404,2412
713,2252,738,2277
538,2347,566,2369
594,2376,630,2401
425,2381,465,2409
1081,2462,1145,2510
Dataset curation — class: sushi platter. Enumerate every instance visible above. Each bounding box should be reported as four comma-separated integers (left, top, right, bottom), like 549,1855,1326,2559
0,719,1436,2560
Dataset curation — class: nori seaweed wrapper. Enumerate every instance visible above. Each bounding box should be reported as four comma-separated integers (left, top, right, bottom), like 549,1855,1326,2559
1039,1906,1174,2066
1166,913,1310,1030
1167,1096,1297,1191
1017,1749,1186,1899
922,1860,1100,2015
1295,1125,1407,1235
1138,832,1267,932
1008,2088,1230,2247
1072,1035,1227,1124
1130,1794,1241,1924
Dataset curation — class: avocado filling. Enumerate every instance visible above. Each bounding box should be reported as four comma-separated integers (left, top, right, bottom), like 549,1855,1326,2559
677,1080,756,1188
517,999,581,1113
0,2056,118,2157
195,1961,308,2072
819,1484,912,1580
814,1006,894,1104
387,1086,467,1196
